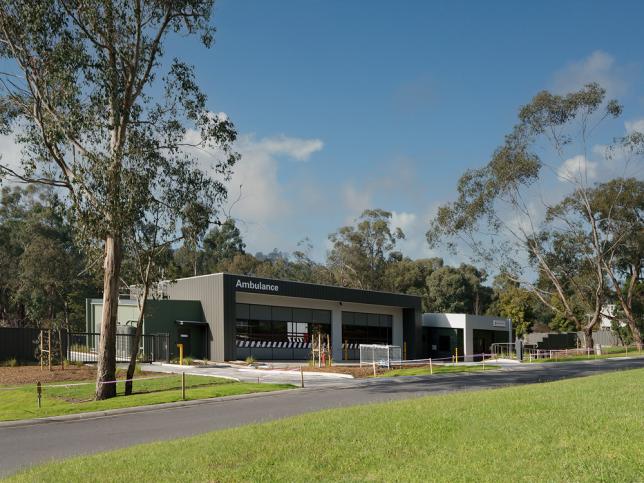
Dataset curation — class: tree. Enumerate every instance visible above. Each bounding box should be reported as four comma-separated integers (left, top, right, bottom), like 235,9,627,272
588,177,643,348
201,219,245,273
0,185,95,329
383,257,442,305
327,209,404,290
424,264,491,314
0,2,238,399
488,274,535,337
427,84,624,348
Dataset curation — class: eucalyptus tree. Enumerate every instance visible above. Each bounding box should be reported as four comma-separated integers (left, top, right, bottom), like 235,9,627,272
0,1,238,398
427,84,626,347
327,209,404,290
121,184,216,396
587,177,643,348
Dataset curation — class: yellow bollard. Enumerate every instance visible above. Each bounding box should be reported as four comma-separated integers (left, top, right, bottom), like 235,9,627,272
177,343,184,366
403,341,407,361
455,347,458,365
429,358,433,375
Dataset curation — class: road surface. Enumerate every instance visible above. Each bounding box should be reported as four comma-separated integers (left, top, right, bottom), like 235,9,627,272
1,357,642,477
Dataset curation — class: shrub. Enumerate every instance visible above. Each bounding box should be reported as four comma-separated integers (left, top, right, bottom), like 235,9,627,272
2,358,18,367
245,356,256,365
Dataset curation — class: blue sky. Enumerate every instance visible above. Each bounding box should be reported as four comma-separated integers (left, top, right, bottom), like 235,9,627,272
6,1,643,263
181,0,643,262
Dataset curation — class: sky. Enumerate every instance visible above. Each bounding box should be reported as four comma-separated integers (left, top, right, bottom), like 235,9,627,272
3,0,644,264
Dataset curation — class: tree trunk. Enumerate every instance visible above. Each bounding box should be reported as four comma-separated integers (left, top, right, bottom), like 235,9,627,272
124,283,150,396
623,310,643,350
95,235,122,400
583,326,594,350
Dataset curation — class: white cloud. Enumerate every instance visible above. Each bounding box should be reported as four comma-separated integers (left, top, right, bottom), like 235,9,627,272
342,184,372,219
245,135,323,162
185,128,324,252
625,118,644,134
552,51,629,97
229,134,323,246
391,211,417,234
0,133,23,179
557,155,598,182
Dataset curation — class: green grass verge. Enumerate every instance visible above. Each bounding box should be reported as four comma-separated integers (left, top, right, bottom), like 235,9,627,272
380,364,500,377
0,375,293,422
9,368,644,482
526,348,644,363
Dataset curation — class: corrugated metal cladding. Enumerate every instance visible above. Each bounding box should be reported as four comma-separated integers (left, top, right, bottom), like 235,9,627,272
168,273,423,360
166,273,226,361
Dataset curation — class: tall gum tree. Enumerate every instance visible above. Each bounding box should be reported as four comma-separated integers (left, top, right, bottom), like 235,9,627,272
427,84,638,348
0,1,238,398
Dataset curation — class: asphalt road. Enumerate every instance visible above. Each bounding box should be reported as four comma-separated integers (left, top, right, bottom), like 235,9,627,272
1,357,643,477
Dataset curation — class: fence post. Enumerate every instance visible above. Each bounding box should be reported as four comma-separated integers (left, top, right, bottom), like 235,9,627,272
48,329,52,371
40,330,43,371
181,372,186,400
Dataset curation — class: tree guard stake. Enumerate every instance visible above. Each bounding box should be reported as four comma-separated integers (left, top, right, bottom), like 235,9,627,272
36,381,42,408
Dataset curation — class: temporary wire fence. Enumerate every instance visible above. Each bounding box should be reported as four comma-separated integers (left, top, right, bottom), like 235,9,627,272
525,344,643,362
0,372,233,410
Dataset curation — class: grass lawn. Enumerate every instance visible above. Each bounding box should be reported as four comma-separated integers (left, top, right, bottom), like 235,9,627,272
9,368,644,482
0,375,293,422
380,364,500,377
526,348,644,363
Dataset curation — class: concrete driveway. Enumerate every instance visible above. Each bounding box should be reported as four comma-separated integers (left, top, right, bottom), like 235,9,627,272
137,362,355,388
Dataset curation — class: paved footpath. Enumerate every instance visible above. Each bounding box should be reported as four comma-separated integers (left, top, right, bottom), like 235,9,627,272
1,357,643,477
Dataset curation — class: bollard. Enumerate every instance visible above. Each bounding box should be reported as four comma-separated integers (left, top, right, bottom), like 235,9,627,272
403,341,407,361
300,366,304,388
36,381,42,408
372,360,376,377
455,347,458,365
181,372,186,400
429,358,433,375
177,344,184,366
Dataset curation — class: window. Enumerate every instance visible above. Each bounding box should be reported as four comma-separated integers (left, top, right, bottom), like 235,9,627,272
342,311,393,360
235,304,331,360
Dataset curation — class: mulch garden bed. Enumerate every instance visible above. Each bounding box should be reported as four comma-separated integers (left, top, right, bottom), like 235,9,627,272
0,365,152,386
0,364,98,385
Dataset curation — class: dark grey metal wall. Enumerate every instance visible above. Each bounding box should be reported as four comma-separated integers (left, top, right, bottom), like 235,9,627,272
0,327,54,362
168,273,423,361
223,274,423,360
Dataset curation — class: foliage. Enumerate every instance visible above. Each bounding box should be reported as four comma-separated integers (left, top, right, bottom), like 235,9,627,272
427,83,638,347
0,1,239,398
327,209,404,290
0,186,97,329
425,264,492,314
